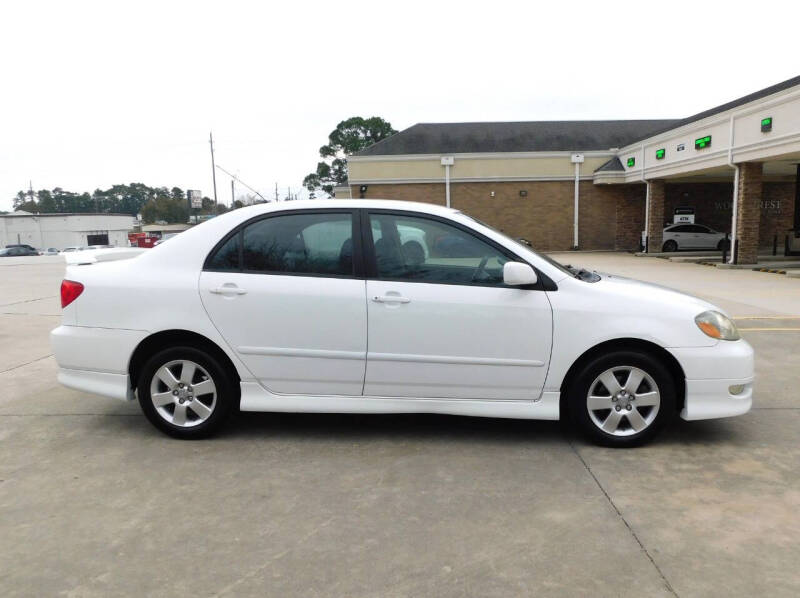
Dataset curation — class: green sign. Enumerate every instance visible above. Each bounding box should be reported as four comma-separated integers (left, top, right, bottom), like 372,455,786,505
694,135,712,149
627,157,635,167
655,148,665,160
761,117,772,132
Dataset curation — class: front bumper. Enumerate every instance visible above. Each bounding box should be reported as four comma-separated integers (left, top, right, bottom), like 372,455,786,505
668,339,754,421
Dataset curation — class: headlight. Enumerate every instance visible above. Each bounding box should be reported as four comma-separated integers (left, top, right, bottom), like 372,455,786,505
695,310,740,341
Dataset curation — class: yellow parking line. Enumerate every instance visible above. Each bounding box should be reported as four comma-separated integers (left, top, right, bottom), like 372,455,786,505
738,327,800,332
734,315,800,320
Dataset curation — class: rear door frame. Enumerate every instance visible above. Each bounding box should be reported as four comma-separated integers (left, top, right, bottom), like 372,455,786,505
200,207,369,396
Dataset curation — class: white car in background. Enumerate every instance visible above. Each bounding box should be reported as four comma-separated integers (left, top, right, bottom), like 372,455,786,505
50,200,753,447
662,224,729,252
60,246,86,254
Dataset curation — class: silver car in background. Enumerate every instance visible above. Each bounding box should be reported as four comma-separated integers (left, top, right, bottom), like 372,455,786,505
662,224,728,252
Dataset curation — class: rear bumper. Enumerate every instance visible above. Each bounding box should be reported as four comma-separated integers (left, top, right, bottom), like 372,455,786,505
57,368,133,401
51,325,147,401
668,339,754,421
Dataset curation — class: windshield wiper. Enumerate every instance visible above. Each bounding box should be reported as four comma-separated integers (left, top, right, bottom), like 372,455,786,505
564,264,601,282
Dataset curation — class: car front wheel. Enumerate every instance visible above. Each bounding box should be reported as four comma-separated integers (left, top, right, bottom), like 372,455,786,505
568,351,676,447
662,240,678,252
137,346,235,439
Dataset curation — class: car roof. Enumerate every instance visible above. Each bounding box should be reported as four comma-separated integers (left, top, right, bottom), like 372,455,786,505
233,199,460,218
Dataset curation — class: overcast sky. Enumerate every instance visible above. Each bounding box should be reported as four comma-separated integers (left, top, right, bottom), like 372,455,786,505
1,0,797,211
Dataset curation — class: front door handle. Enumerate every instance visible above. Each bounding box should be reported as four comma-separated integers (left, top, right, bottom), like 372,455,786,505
210,286,247,296
372,295,410,304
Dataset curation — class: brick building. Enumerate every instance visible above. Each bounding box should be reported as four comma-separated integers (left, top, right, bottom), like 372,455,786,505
341,75,800,264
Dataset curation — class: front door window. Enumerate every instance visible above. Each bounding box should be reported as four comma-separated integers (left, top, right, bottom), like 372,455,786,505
368,213,510,285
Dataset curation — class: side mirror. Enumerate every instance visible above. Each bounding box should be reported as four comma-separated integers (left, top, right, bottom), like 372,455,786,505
503,261,537,286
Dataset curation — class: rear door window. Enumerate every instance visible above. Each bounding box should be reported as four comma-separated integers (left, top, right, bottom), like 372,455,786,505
206,212,356,277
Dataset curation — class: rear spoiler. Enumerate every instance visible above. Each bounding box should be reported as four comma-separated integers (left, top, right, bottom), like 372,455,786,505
64,247,147,265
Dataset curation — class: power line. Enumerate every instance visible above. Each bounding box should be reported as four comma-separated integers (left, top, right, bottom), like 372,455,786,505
215,164,269,203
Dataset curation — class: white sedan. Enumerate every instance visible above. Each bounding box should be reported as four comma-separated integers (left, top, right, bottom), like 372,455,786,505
662,224,729,252
51,200,753,447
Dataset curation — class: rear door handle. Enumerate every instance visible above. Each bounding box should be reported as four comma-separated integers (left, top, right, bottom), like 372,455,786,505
210,286,247,296
372,295,410,304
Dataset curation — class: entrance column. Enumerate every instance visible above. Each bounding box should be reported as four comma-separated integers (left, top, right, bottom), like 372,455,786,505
646,179,665,253
734,162,763,264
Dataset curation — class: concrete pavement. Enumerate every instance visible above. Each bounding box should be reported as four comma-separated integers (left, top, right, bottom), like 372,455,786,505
1,253,799,597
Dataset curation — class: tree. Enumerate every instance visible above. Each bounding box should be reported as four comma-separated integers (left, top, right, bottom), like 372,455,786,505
37,190,57,213
141,194,189,224
13,191,30,210
304,116,397,196
10,182,217,219
15,200,39,213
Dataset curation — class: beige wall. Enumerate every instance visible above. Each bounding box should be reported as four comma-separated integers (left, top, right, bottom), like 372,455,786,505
348,154,611,184
333,186,351,199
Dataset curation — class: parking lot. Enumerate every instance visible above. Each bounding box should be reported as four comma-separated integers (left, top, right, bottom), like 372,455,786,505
1,252,799,597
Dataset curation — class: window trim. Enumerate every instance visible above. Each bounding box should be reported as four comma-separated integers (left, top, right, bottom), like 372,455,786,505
203,208,365,279
360,208,553,291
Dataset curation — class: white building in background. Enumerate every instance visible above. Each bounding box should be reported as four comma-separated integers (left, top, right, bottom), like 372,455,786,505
0,212,136,249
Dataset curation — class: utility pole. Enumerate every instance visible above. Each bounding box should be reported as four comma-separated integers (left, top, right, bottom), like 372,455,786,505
274,183,279,202
231,179,235,207
209,132,219,212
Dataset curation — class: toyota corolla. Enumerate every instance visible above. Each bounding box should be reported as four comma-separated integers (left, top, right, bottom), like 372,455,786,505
50,200,753,446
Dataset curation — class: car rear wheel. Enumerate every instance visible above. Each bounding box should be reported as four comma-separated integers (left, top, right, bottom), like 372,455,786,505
568,351,676,447
717,239,730,251
137,346,235,439
662,240,678,252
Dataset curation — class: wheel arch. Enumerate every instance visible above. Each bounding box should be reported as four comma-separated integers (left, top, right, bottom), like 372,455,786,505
128,329,242,399
559,338,686,418
662,239,678,251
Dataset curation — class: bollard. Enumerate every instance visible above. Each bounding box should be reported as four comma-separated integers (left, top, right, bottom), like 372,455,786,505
722,233,730,263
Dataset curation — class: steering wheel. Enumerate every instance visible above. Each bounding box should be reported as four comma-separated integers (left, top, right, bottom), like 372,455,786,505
471,255,489,282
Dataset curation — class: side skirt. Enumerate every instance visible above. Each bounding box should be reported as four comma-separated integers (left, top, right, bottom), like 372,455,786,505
239,382,560,420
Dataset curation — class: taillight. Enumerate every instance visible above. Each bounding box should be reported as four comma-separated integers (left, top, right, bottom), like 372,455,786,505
61,280,84,308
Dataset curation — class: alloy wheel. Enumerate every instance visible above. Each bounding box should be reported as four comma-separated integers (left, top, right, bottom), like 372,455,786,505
586,366,661,437
149,359,217,427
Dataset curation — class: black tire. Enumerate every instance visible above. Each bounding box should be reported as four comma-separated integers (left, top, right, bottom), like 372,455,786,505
137,346,235,439
717,239,730,251
567,350,676,448
662,240,678,252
